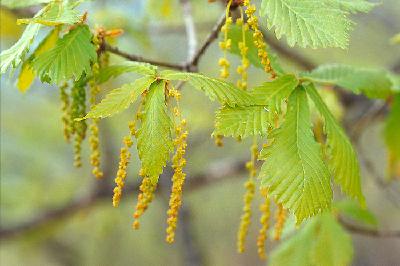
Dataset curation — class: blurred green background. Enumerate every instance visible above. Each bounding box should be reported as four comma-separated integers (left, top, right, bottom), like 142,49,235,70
1,0,400,265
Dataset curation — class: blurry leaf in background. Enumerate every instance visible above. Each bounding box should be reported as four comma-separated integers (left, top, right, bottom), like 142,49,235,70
306,84,365,206
270,213,353,266
96,61,157,84
33,25,96,85
391,33,400,45
384,93,400,178
17,28,59,92
302,64,396,99
137,80,174,183
0,0,50,8
0,22,41,74
17,1,80,26
227,24,285,76
84,76,155,119
331,0,378,13
0,8,22,38
334,200,378,227
259,87,332,222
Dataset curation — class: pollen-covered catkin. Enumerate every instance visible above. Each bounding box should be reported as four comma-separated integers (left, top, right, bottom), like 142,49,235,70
243,0,276,78
71,83,87,168
237,142,258,253
257,188,271,260
166,119,188,243
59,82,72,142
132,175,157,229
273,202,287,241
236,7,250,90
218,0,233,79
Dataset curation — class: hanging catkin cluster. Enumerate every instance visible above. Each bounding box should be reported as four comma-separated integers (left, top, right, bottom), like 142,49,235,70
218,0,233,79
132,175,157,229
70,81,87,168
59,82,72,141
236,7,250,90
256,188,271,259
166,87,189,243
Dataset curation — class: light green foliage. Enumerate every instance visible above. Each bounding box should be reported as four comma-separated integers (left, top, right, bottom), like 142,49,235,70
227,24,285,75
334,200,378,227
260,0,356,49
251,74,298,111
270,213,353,266
331,0,378,13
96,61,157,84
259,87,332,222
306,84,364,205
0,23,41,74
33,25,97,85
137,80,174,183
160,70,254,107
1,0,50,8
384,93,400,168
84,76,155,119
302,64,396,99
17,1,80,26
214,106,270,138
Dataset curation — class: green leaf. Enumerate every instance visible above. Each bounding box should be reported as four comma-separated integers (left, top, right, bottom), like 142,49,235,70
84,76,155,119
260,0,352,49
331,0,378,13
137,80,174,183
270,213,353,266
259,87,332,222
214,106,270,138
96,61,157,84
384,93,400,175
160,70,254,107
306,84,365,205
227,24,285,75
302,64,395,99
251,74,299,112
334,200,378,227
1,0,51,8
310,213,354,266
17,1,80,26
17,27,60,92
33,25,97,85
0,23,41,74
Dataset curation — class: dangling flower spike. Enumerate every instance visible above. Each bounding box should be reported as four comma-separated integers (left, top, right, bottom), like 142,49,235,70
257,188,271,260
218,0,233,79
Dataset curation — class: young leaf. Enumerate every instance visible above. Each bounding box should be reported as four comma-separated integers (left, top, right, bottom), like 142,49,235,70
301,64,395,99
96,61,157,84
384,93,400,176
214,106,270,138
17,1,80,26
270,213,353,266
84,76,155,119
259,87,332,222
260,0,352,49
310,213,354,266
334,200,378,227
159,70,254,107
137,80,174,183
17,28,60,92
306,84,365,205
0,23,41,74
33,25,97,85
251,74,299,112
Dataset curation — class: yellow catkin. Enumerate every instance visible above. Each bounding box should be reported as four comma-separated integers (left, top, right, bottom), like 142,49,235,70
88,62,103,179
218,0,233,79
243,0,276,78
273,202,287,241
257,188,271,260
237,141,258,253
166,119,188,243
132,175,157,229
236,7,250,90
59,82,71,142
112,136,133,207
71,83,87,168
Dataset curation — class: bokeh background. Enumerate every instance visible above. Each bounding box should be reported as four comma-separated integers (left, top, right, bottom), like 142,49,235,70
1,0,400,265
